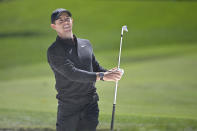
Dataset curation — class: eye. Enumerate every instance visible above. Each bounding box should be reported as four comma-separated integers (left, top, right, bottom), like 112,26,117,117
66,18,70,21
59,20,63,24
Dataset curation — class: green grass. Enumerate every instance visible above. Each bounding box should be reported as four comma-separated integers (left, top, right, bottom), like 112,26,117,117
0,0,197,130
1,48,197,130
0,0,197,68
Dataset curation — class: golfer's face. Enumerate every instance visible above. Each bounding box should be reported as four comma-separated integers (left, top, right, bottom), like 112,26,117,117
55,13,73,33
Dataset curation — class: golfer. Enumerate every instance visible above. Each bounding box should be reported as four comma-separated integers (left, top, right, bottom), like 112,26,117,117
47,8,124,131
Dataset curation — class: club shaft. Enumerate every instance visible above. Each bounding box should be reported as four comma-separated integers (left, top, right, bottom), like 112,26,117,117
118,29,124,69
113,29,123,105
110,29,124,131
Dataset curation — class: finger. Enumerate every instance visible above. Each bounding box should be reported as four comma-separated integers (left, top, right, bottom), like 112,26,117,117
106,75,119,81
115,75,121,80
113,78,119,81
108,67,118,72
108,73,121,77
112,67,117,69
118,69,124,74
110,75,121,80
114,78,120,81
107,71,119,75
112,71,122,75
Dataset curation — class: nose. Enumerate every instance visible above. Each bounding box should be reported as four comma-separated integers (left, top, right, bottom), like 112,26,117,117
63,21,69,24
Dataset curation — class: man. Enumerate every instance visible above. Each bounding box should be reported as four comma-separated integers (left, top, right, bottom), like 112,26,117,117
47,8,124,131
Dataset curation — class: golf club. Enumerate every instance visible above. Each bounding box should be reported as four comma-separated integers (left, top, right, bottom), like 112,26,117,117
110,25,128,131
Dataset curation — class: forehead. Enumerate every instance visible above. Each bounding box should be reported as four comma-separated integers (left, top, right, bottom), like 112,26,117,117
58,12,70,19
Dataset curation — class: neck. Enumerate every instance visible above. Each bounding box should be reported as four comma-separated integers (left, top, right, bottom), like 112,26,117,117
58,31,73,39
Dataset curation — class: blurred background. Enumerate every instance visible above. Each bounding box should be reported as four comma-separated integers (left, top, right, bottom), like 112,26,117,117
0,0,197,130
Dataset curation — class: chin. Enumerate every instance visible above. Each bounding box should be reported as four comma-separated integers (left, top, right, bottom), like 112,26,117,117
63,29,71,33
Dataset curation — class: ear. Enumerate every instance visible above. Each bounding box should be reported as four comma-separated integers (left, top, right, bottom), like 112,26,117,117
51,24,56,30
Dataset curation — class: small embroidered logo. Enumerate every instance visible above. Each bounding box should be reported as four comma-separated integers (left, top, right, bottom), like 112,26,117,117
69,49,72,54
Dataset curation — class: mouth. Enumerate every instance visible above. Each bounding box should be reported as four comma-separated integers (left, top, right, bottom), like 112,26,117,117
63,25,70,29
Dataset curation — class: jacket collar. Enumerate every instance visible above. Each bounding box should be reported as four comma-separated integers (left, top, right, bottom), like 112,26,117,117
56,34,78,47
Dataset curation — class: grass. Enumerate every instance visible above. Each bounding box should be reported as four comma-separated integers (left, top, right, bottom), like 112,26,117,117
0,47,197,130
0,0,197,130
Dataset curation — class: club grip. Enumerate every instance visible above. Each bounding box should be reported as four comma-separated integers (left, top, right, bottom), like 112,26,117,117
110,104,116,131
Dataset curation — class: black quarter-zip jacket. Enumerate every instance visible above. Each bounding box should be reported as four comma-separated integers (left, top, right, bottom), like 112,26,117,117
47,35,107,106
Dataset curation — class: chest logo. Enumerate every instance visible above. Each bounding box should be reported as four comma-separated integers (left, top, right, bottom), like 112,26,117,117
81,45,86,48
69,49,72,54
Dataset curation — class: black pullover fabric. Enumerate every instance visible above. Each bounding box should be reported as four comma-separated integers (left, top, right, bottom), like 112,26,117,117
47,35,107,106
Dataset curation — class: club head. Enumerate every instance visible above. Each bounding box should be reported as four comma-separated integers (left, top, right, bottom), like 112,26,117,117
122,25,128,32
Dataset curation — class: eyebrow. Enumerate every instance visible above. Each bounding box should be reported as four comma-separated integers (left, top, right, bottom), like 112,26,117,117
59,17,70,20
59,15,70,18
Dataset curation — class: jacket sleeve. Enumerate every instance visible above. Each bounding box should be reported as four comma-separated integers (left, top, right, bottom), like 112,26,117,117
47,50,97,83
92,53,108,72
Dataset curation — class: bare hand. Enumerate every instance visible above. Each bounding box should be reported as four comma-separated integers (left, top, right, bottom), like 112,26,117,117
103,67,124,82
